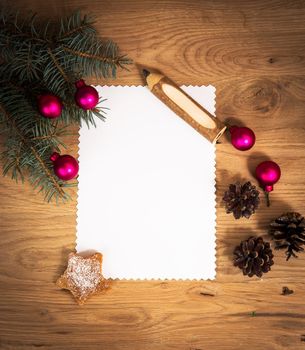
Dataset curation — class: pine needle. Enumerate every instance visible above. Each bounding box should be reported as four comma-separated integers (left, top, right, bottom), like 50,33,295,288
0,9,131,202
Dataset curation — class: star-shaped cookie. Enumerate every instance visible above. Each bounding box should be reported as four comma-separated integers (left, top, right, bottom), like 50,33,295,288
56,252,110,305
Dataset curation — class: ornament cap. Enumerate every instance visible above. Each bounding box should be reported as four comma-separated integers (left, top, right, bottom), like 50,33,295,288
50,152,60,162
265,185,274,192
75,79,86,88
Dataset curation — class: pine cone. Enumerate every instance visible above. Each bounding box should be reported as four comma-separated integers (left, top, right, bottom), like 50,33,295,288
269,212,305,260
223,182,260,219
233,236,274,277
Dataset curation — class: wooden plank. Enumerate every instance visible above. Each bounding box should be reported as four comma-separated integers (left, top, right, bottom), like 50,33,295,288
1,0,305,349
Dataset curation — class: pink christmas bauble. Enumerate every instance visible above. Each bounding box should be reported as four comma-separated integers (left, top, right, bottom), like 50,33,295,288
75,79,99,110
38,93,62,119
229,126,256,151
50,152,79,181
255,161,281,193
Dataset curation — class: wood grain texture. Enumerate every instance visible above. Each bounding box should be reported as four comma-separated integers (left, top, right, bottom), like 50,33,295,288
1,0,305,349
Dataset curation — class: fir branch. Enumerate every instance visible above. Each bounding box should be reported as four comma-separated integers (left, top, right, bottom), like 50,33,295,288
2,140,24,181
0,10,51,45
62,43,131,79
0,102,66,197
47,47,70,83
0,9,131,202
29,145,65,197
61,23,90,39
31,135,57,141
3,80,52,124
30,126,68,141
62,46,121,65
57,12,96,40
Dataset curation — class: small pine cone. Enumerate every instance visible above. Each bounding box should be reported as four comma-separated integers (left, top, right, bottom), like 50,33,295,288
269,212,305,260
233,236,274,277
223,181,260,219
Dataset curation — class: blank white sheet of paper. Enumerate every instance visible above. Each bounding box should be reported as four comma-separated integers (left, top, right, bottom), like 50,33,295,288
77,85,217,280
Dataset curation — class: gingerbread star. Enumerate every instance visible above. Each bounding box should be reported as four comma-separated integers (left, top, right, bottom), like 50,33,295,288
56,252,110,305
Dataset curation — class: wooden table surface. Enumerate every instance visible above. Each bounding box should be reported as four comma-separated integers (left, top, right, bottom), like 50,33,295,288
1,1,305,349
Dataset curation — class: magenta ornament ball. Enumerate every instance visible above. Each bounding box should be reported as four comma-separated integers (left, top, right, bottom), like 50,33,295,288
255,160,281,192
75,79,99,110
229,126,256,151
50,152,79,181
38,94,62,119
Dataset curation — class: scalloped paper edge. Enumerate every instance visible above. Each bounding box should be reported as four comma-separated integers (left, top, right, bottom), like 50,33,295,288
76,85,217,281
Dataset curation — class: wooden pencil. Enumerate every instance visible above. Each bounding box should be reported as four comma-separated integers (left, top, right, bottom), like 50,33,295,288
143,68,227,144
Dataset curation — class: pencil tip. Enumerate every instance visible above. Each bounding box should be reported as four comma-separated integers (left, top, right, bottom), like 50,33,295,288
142,69,150,78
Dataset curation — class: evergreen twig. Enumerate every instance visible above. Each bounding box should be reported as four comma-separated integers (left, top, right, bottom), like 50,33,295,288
0,9,131,202
62,46,124,65
0,102,65,198
47,47,71,83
